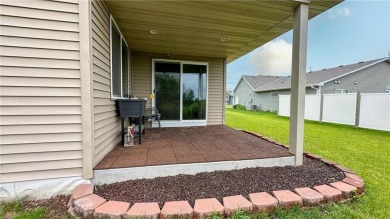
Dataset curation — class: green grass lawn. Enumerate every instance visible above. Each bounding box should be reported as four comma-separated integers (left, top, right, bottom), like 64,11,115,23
226,108,390,218
1,108,388,219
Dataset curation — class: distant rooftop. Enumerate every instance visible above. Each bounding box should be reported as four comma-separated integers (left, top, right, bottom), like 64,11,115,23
241,75,282,90
241,58,388,92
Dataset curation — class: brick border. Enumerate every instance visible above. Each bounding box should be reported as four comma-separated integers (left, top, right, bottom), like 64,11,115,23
68,131,364,218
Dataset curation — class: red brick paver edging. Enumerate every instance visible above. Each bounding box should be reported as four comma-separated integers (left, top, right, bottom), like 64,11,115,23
68,131,365,218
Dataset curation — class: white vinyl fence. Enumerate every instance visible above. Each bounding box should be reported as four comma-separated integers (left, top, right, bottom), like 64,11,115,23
278,95,290,117
322,93,357,125
359,93,390,131
278,94,321,121
278,93,390,131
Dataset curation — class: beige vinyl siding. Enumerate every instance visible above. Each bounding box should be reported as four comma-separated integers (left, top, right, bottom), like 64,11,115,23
132,52,224,125
91,0,131,165
0,0,82,183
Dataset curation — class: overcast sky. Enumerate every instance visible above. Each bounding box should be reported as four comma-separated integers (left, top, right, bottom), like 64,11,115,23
227,0,390,90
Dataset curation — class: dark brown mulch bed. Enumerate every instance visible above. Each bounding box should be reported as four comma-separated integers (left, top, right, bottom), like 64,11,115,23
96,157,344,207
23,195,71,219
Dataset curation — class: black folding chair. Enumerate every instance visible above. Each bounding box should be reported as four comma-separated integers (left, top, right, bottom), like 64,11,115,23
142,107,161,132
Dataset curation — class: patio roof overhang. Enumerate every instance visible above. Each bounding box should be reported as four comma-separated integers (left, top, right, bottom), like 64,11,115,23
105,0,342,63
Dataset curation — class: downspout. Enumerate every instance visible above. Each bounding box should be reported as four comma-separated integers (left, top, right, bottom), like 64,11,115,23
310,85,322,94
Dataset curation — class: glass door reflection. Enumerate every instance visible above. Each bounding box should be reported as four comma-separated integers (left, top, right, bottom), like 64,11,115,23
182,64,207,120
155,62,181,120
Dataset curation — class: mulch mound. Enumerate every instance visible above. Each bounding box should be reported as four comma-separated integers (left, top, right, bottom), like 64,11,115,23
96,157,344,207
23,195,71,219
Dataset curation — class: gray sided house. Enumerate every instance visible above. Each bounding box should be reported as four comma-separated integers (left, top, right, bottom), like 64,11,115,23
234,58,390,112
233,75,282,110
226,90,234,105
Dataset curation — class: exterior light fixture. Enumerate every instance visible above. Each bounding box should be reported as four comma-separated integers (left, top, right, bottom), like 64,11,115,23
150,30,159,35
220,37,229,42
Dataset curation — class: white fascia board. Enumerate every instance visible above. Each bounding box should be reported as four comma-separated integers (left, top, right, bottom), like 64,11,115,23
233,76,254,93
254,84,322,93
292,0,310,4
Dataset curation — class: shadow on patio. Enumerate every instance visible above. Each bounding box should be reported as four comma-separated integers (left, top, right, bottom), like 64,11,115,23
94,125,293,170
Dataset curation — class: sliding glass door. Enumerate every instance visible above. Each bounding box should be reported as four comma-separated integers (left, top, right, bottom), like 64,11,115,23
154,62,181,120
154,61,207,123
182,64,207,120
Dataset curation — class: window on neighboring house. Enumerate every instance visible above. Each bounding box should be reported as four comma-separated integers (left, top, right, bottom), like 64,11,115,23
385,85,390,93
110,16,129,99
335,89,349,94
271,91,279,97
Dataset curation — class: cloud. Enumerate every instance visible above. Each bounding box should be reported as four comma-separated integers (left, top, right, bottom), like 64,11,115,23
328,7,351,19
249,39,292,76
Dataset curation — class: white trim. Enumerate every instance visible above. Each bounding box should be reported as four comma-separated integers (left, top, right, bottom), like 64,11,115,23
180,62,183,121
109,15,130,99
335,88,349,94
232,77,243,93
233,76,255,93
242,77,255,90
153,120,207,128
151,59,209,126
292,0,310,4
1,177,91,201
120,38,123,97
93,156,295,185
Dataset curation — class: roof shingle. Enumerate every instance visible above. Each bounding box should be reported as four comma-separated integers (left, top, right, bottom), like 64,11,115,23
249,58,387,92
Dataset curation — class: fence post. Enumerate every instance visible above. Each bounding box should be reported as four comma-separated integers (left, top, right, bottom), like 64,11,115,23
319,94,324,123
355,92,361,128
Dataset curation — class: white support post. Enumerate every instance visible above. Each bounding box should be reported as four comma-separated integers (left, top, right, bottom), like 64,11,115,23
289,3,309,166
223,58,227,124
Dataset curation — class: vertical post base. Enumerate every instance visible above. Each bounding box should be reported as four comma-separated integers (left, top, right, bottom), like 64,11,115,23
288,3,309,166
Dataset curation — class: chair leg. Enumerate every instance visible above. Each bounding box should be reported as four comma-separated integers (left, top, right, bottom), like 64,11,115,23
142,117,145,134
157,116,161,132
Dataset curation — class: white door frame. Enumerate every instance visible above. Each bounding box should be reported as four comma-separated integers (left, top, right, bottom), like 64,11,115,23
152,59,209,127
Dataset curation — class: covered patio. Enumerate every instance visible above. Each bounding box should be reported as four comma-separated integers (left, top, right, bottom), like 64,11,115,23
93,125,294,184
86,0,342,182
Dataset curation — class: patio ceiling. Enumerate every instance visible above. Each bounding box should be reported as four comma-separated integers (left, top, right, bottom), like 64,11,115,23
105,0,341,63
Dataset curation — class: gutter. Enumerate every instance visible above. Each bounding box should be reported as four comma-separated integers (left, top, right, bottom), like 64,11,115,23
310,84,323,94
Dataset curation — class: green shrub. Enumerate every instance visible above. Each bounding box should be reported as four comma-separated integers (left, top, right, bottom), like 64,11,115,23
233,104,246,110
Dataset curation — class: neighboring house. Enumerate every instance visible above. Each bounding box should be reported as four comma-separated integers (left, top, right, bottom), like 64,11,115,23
226,90,234,105
0,0,340,199
233,58,390,111
233,75,282,110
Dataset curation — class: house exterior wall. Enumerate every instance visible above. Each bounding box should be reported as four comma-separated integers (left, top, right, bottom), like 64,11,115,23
234,78,316,112
233,79,253,108
132,52,224,125
0,0,83,183
226,94,233,105
91,0,125,166
321,61,390,94
254,88,316,112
